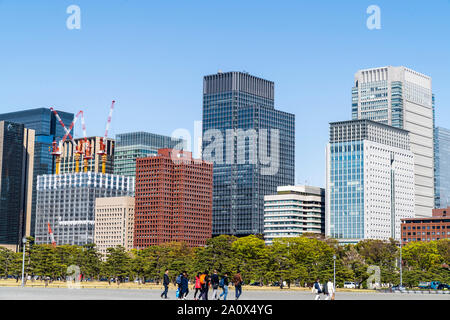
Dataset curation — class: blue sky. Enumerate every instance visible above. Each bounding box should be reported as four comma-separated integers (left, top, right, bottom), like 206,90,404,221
0,0,449,187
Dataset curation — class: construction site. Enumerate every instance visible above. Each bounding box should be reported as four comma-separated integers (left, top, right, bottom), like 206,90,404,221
35,101,135,246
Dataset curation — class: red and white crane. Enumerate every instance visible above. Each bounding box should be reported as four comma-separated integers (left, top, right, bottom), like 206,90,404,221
97,100,116,174
47,222,56,247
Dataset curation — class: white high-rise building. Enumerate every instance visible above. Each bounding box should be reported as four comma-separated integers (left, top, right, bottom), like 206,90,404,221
352,66,434,217
326,120,415,244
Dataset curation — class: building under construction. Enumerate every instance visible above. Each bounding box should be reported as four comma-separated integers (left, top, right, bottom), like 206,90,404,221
60,136,115,174
35,172,135,246
34,101,136,246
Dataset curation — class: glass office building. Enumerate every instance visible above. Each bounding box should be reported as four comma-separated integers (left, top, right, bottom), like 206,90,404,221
435,127,450,208
0,108,74,236
202,71,295,236
114,132,186,177
326,120,415,244
35,172,134,246
0,121,35,250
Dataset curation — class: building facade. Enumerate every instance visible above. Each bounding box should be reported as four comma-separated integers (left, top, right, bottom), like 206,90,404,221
0,108,74,235
114,132,186,178
94,196,135,258
0,121,35,251
264,185,325,245
35,172,134,246
401,207,450,244
326,119,415,244
353,66,434,217
60,136,115,174
134,149,213,248
202,71,295,236
434,127,450,209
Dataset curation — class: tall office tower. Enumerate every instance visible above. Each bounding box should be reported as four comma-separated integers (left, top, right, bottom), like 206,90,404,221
326,120,415,244
264,185,325,245
0,121,34,251
60,136,115,174
114,132,187,178
435,127,450,208
0,108,74,235
134,149,213,248
202,71,295,236
94,196,135,259
352,66,434,217
35,172,134,246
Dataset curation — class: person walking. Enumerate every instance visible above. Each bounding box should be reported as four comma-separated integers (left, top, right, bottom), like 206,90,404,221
312,279,322,300
193,273,202,300
232,271,243,300
219,273,229,300
180,271,189,300
211,270,220,300
325,279,335,300
199,271,210,300
161,269,170,299
176,272,183,299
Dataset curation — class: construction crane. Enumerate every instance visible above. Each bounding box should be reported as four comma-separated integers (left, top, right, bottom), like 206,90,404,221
47,222,56,248
58,110,88,173
97,100,116,174
50,108,78,175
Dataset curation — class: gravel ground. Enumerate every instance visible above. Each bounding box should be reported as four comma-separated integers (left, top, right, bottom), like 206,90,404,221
1,287,449,300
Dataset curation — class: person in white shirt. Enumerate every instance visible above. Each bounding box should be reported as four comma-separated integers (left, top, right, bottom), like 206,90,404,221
325,279,335,300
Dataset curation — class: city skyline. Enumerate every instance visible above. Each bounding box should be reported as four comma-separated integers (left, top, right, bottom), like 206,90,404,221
1,0,449,188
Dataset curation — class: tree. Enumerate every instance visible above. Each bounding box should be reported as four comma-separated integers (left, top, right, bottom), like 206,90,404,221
232,235,269,284
103,246,131,285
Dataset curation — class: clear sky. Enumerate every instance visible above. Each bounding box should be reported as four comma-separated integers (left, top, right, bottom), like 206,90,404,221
0,0,449,187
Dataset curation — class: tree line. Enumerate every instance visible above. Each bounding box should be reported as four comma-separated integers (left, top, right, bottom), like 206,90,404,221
0,235,449,288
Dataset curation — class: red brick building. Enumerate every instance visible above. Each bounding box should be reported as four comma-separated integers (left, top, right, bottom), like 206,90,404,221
134,149,213,248
401,207,450,244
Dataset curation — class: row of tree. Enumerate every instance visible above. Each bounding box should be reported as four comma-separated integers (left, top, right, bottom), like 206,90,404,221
1,235,449,288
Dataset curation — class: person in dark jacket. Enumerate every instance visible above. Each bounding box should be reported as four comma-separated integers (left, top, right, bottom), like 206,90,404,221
161,269,170,299
211,270,220,300
180,271,189,300
219,273,229,300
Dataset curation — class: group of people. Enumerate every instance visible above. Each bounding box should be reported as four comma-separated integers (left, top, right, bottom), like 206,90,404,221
161,269,244,300
312,279,335,300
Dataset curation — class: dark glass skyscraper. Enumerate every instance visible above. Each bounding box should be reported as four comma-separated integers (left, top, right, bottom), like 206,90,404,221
0,121,34,250
0,108,74,236
202,71,295,236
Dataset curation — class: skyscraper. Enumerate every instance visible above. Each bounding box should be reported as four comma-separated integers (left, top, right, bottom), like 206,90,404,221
352,66,434,217
134,149,213,247
114,132,186,178
202,71,295,236
326,119,415,244
435,127,450,209
0,108,74,235
0,121,35,251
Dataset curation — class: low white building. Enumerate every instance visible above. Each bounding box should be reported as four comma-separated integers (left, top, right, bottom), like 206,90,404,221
94,196,135,259
264,185,325,245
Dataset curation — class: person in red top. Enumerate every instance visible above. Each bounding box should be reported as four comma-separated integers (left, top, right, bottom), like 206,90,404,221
193,273,202,300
